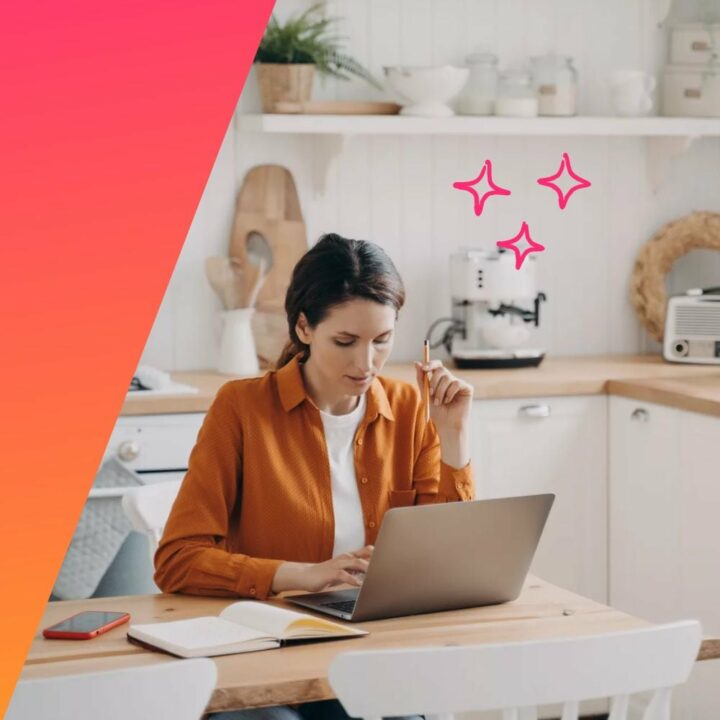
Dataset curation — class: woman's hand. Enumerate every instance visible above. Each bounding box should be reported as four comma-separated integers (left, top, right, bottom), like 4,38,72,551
414,359,473,433
271,546,374,595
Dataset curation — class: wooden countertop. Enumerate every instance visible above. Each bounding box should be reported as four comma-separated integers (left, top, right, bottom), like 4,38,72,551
121,355,720,419
608,374,720,419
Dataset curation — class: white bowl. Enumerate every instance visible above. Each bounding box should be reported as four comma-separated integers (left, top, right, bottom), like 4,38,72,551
383,65,469,117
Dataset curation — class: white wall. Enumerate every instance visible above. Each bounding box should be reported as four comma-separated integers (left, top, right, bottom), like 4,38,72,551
140,0,720,370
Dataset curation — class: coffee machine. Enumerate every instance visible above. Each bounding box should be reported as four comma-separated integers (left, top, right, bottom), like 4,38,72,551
427,249,547,369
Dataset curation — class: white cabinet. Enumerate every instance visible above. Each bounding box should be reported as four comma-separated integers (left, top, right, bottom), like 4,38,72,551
76,413,205,598
610,396,720,718
471,396,607,603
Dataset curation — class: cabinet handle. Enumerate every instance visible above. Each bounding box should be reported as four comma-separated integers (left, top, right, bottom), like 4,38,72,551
630,408,650,423
518,404,551,418
117,440,140,462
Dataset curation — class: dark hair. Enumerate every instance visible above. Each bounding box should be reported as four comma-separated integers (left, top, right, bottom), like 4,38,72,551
276,234,405,368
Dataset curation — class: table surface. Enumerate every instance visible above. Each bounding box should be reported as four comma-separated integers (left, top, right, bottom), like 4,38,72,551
23,577,720,714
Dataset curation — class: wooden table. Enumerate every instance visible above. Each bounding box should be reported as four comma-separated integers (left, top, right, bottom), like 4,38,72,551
23,578,720,715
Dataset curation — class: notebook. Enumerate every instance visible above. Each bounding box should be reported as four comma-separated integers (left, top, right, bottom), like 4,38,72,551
126,600,367,658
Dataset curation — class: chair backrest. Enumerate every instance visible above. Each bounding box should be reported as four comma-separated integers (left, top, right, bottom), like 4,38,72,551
7,658,216,720
328,621,702,720
121,479,183,560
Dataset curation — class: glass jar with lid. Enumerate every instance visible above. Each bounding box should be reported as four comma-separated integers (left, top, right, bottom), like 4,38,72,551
458,52,499,115
495,68,539,117
530,54,578,116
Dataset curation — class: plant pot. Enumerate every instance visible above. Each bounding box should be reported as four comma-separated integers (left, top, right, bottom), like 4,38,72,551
255,63,315,113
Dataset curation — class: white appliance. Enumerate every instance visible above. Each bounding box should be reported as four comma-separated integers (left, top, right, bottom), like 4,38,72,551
663,288,720,364
88,413,204,596
428,249,547,369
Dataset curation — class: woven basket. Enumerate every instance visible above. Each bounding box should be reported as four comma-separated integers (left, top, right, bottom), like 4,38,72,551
256,63,315,113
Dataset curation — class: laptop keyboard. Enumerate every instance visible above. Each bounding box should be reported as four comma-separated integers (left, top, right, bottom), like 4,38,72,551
321,600,356,614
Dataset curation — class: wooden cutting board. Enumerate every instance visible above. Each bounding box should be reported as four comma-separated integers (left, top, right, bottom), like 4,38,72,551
272,100,401,115
229,165,308,368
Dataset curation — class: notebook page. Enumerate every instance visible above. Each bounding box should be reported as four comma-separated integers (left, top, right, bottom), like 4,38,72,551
220,601,309,637
130,617,270,651
220,601,362,639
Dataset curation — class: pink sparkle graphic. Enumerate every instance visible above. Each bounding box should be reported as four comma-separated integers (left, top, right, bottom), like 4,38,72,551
536,152,592,210
452,159,511,216
496,221,545,270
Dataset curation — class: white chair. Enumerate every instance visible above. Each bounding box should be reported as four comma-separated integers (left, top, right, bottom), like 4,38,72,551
328,621,702,720
121,479,183,563
7,657,216,720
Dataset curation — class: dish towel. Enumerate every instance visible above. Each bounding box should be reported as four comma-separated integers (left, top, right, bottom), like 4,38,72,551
52,457,145,600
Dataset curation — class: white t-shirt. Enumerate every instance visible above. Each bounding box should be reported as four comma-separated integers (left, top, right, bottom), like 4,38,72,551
319,394,367,557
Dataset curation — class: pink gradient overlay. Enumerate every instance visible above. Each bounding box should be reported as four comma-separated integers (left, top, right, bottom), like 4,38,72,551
0,1,274,713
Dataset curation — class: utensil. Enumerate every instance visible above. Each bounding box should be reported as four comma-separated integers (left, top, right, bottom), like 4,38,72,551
243,257,268,309
205,257,246,310
229,165,308,367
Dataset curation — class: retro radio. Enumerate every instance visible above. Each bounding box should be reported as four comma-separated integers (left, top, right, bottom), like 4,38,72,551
663,288,720,364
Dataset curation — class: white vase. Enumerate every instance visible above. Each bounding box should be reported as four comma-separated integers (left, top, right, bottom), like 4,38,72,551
217,308,259,376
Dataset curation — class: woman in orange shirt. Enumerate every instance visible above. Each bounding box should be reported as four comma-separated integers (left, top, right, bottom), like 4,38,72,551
155,233,474,720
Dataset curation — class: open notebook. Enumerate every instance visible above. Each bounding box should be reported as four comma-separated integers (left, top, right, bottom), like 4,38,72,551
126,601,367,658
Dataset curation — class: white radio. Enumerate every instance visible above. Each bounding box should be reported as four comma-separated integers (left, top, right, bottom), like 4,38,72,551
663,288,720,364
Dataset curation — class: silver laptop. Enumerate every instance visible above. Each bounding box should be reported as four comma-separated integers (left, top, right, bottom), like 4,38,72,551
287,493,554,622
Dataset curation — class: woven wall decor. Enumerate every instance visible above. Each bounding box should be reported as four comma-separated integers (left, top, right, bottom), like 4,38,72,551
630,211,720,342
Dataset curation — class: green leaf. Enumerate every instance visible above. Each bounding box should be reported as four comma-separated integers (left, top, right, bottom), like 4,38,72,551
253,3,381,88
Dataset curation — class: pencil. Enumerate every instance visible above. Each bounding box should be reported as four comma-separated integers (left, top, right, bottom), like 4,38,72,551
423,339,430,423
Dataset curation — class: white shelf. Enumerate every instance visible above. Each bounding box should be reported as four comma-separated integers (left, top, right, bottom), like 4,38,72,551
236,113,720,195
237,113,720,137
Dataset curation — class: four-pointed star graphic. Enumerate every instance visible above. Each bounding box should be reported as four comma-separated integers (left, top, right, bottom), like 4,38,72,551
536,151,592,210
496,221,546,270
454,153,590,269
452,159,511,216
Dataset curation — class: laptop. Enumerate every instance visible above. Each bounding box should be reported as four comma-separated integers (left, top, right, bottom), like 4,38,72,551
287,493,554,622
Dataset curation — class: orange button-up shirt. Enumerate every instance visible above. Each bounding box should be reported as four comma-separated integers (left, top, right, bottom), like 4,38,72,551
154,355,475,600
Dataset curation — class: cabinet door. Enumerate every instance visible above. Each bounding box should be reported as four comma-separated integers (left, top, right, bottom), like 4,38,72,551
609,396,682,620
471,395,607,602
674,409,720,719
610,397,720,718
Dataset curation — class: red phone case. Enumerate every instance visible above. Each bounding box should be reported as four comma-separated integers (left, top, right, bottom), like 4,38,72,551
42,611,130,640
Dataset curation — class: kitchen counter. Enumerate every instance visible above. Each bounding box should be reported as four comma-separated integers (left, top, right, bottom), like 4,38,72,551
121,354,720,418
608,374,720,419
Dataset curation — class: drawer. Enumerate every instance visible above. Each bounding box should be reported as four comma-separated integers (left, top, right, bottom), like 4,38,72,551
104,413,205,472
669,23,720,65
473,394,602,422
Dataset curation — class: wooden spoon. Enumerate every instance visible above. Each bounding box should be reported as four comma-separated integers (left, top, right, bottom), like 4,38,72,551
242,257,267,309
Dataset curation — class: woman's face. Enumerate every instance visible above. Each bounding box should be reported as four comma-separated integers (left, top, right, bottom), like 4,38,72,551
297,298,397,396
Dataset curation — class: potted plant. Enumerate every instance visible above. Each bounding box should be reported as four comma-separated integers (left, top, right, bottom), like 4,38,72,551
254,3,381,113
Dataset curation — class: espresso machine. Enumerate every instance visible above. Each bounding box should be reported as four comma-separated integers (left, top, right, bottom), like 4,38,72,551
427,249,547,369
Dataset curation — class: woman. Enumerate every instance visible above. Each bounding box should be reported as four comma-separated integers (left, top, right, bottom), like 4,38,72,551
154,233,475,720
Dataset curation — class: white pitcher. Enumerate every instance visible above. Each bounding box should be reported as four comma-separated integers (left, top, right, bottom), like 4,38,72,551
217,308,259,376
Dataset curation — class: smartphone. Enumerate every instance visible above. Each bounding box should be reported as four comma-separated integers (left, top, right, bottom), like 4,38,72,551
42,611,130,640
